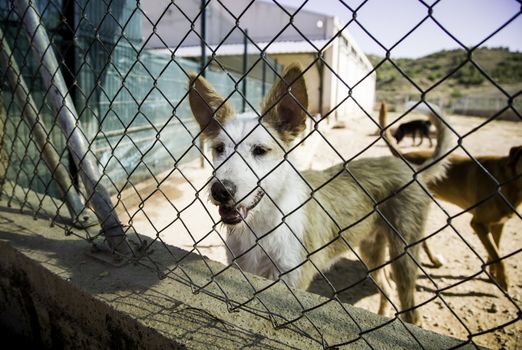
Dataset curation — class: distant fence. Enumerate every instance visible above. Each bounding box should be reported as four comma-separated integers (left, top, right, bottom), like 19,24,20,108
451,96,522,121
0,0,521,349
379,93,522,121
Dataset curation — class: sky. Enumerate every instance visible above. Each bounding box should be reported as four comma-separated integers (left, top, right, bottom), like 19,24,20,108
262,0,522,58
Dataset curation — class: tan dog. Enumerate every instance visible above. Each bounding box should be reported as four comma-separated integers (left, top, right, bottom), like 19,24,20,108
380,103,522,290
188,66,452,324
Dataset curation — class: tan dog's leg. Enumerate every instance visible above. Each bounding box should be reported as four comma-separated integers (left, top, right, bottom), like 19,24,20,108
490,222,509,289
490,223,504,248
388,239,421,325
471,220,508,290
422,240,444,268
360,232,391,317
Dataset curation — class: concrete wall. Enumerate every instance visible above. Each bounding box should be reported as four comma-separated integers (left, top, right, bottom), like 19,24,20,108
0,241,182,349
325,20,376,121
0,194,481,349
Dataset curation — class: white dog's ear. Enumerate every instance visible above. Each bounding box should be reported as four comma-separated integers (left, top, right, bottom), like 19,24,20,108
188,73,234,138
262,64,308,142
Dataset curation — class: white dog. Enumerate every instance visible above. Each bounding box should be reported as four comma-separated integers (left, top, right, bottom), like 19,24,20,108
187,65,452,324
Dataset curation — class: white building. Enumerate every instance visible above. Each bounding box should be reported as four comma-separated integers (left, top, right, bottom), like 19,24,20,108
141,0,375,120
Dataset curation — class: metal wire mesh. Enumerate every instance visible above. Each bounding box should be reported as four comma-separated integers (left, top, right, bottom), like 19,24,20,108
0,0,521,348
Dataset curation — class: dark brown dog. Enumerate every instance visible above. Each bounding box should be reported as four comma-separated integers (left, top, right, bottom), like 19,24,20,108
393,119,433,147
380,103,522,290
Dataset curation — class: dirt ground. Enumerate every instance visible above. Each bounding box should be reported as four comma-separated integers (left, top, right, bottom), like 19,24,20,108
115,112,522,349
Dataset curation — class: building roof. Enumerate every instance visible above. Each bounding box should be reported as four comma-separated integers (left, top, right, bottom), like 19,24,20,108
141,0,373,70
142,0,331,49
149,39,332,58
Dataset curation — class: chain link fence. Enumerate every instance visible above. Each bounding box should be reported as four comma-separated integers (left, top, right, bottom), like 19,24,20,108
0,0,521,348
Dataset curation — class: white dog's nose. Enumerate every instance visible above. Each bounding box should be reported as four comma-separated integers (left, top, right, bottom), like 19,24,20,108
211,180,236,203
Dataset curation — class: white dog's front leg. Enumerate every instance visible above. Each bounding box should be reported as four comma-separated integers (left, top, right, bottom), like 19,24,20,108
278,265,302,289
259,231,306,289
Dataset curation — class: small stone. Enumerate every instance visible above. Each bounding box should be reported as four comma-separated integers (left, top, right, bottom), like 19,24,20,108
487,304,498,313
99,271,109,278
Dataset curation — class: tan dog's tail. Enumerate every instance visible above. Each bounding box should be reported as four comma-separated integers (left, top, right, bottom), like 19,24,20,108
379,103,401,158
379,102,453,182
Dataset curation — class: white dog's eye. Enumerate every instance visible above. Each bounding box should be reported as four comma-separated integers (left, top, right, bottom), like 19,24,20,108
213,143,225,155
252,145,269,156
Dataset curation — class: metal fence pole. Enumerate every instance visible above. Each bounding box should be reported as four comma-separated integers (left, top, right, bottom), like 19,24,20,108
198,0,208,168
14,0,127,252
200,0,207,77
242,29,248,112
61,0,80,193
0,27,90,226
261,56,266,97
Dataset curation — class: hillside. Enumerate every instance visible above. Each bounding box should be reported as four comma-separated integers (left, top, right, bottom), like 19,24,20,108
368,48,522,114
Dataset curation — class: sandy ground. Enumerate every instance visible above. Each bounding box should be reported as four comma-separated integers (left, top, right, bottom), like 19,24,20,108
115,112,522,349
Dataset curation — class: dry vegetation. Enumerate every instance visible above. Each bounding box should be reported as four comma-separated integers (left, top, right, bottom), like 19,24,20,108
369,48,522,116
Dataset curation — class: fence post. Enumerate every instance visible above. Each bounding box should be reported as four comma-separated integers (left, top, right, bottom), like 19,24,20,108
317,59,324,116
14,0,127,253
242,30,248,113
61,0,80,192
0,27,90,226
198,0,207,168
200,0,207,77
261,56,266,97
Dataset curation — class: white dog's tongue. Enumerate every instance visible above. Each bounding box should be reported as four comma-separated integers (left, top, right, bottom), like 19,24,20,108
238,206,248,219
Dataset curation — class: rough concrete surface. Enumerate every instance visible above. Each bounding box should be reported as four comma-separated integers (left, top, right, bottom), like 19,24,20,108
0,194,482,349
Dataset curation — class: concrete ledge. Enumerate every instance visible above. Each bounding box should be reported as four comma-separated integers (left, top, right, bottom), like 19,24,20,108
0,239,184,349
0,200,481,349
